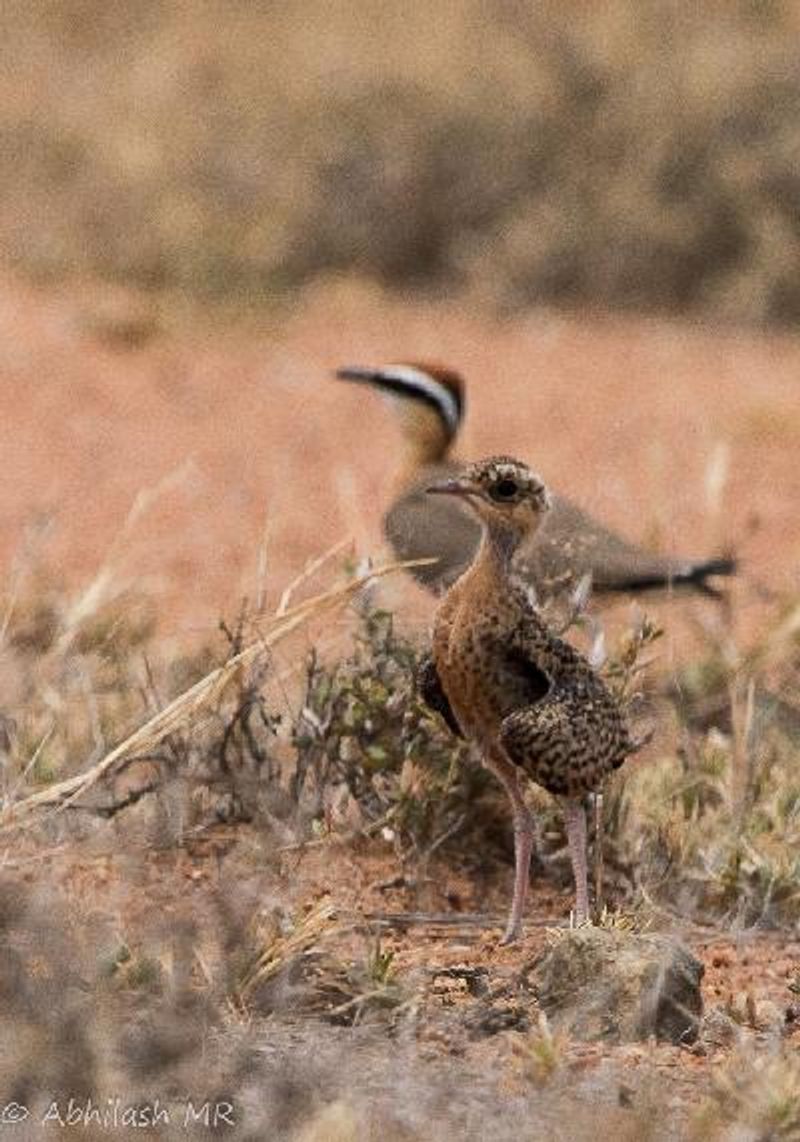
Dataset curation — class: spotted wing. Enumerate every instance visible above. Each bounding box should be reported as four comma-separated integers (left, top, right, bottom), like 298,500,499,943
500,688,630,798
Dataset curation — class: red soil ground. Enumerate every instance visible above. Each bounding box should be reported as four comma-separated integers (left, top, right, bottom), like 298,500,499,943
1,274,798,651
2,274,799,1126
8,822,798,1130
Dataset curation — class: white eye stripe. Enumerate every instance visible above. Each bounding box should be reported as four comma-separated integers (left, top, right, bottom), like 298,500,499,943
382,365,461,434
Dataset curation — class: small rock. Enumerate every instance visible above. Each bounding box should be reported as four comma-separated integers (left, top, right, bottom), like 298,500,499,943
755,999,784,1033
699,1006,740,1048
459,979,533,1037
530,927,703,1044
462,995,531,1037
726,992,784,1033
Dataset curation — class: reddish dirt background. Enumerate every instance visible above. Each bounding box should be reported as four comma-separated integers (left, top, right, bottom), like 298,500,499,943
2,270,799,1124
1,273,798,651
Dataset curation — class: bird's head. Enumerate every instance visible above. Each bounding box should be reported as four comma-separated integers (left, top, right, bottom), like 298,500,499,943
335,362,464,461
426,456,551,549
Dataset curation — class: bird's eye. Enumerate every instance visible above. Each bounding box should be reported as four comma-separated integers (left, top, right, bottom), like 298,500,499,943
490,478,519,501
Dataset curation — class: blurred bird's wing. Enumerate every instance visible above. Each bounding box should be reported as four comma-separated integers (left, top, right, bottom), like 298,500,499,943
385,466,482,593
520,494,736,598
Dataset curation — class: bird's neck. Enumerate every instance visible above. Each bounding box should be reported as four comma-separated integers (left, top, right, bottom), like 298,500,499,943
474,519,524,581
395,406,453,486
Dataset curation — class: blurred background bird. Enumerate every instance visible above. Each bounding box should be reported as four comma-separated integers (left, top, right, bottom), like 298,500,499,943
336,362,736,603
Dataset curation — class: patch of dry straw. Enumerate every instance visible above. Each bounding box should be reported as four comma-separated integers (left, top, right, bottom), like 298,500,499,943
0,556,431,831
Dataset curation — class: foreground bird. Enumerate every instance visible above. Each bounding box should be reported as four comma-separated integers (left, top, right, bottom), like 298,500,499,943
420,456,641,941
335,362,735,601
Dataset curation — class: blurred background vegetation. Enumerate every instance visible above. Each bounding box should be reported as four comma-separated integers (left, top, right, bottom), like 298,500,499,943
4,0,800,324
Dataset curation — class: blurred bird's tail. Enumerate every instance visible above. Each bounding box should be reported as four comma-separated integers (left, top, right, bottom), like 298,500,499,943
684,554,737,597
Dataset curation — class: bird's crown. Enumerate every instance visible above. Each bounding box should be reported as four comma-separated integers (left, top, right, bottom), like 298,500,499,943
462,456,551,509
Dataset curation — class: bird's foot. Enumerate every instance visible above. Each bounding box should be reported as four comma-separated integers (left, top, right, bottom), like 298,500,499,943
569,907,591,929
499,922,522,946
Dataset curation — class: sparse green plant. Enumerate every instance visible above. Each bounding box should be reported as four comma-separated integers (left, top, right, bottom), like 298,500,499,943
292,608,487,860
366,938,396,987
602,615,664,703
101,942,163,993
512,1012,567,1087
99,942,132,978
120,954,162,992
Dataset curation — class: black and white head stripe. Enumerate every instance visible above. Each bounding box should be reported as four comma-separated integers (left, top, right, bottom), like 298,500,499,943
335,364,464,436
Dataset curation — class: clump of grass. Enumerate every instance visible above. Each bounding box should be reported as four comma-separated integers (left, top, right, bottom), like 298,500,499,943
292,608,485,860
233,897,338,1011
615,723,800,924
693,1048,800,1140
594,904,652,934
0,577,271,835
611,591,800,924
232,899,408,1028
511,1012,567,1087
111,948,163,993
0,559,417,838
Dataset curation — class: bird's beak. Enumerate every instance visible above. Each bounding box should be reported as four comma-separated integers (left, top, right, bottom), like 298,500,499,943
425,478,476,499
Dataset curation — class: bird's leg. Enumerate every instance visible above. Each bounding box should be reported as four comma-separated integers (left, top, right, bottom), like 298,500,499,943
593,792,604,922
489,757,534,944
564,799,589,924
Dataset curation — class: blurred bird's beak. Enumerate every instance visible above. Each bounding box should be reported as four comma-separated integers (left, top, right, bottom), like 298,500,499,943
425,478,476,499
335,365,382,387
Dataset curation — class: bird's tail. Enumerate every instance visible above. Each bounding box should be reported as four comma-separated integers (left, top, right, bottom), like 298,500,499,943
681,554,737,598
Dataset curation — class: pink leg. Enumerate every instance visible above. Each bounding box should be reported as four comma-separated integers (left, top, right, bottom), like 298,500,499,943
564,799,589,923
489,759,534,944
503,809,534,944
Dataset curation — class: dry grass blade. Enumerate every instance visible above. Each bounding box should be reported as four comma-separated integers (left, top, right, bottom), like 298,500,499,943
55,460,198,656
235,897,337,1008
276,537,354,616
0,557,433,828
